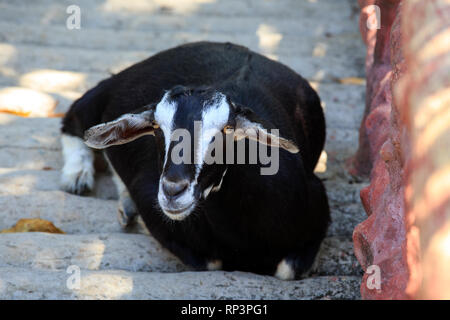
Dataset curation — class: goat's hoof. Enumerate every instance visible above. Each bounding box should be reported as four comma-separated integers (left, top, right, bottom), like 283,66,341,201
60,166,94,195
117,197,138,228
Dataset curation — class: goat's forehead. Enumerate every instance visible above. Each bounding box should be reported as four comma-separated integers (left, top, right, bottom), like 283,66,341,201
154,91,230,130
199,92,230,130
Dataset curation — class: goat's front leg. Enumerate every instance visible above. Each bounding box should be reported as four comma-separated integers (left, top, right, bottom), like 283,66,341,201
116,182,139,228
104,154,139,228
60,134,95,195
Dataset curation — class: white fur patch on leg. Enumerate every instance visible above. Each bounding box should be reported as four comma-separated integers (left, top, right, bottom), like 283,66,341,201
274,259,295,280
60,134,95,195
206,259,223,271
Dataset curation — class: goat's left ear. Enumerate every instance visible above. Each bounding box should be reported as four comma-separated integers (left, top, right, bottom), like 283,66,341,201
84,104,158,149
230,105,299,154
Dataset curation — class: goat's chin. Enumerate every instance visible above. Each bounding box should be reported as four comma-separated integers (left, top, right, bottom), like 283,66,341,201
161,202,196,221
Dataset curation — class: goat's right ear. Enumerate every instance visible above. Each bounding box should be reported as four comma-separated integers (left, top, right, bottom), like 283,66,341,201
84,105,158,149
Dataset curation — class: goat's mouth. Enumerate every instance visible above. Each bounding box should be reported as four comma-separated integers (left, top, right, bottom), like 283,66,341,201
161,202,196,221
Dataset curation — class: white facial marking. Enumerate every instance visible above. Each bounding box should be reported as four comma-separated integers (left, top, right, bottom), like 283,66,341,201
203,167,227,200
161,204,195,221
274,259,295,280
158,178,197,213
195,93,230,179
156,91,231,220
203,184,214,199
60,134,94,193
211,168,227,193
154,92,177,168
155,92,193,219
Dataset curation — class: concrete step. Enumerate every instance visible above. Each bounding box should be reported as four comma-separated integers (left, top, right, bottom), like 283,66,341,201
0,232,361,276
0,1,359,34
313,82,365,130
325,127,360,161
0,147,61,170
0,85,82,116
0,168,118,200
0,71,103,102
0,20,362,53
0,266,361,299
0,232,185,273
0,191,120,234
0,114,60,150
321,178,367,238
324,180,364,204
0,86,60,117
315,236,362,276
327,201,366,238
0,168,64,195
323,179,367,238
0,114,62,169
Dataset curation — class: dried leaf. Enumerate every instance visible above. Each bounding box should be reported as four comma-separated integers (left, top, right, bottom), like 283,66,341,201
0,218,65,234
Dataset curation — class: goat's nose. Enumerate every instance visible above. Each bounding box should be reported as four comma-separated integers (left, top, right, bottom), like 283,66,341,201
162,178,189,199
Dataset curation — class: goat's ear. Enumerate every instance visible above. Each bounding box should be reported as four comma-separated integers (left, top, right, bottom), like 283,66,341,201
84,105,157,149
231,106,299,154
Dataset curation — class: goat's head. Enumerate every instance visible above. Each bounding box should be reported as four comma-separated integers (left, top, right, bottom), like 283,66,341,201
84,86,299,220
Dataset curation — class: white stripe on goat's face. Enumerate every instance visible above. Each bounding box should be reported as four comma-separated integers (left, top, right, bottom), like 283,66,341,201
154,92,177,168
155,89,230,220
195,93,230,178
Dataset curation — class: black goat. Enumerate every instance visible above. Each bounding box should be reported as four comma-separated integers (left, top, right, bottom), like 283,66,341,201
61,42,330,279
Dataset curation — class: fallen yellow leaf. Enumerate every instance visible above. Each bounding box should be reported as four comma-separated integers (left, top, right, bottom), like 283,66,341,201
0,218,65,234
335,77,366,85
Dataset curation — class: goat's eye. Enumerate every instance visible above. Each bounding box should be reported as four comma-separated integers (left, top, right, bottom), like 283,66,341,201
223,125,234,134
152,121,160,129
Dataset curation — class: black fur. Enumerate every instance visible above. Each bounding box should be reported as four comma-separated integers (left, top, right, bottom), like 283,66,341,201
62,42,330,278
